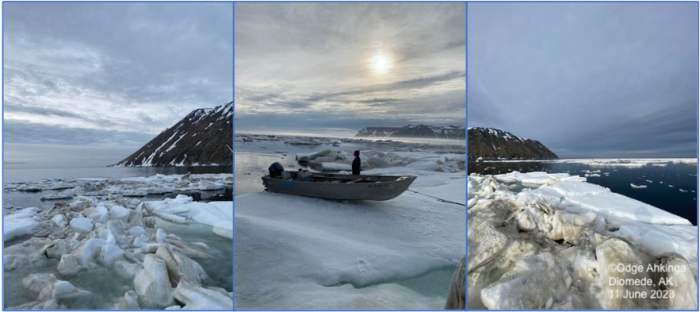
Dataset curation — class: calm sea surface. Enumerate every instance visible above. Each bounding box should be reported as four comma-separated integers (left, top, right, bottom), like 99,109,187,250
4,143,231,183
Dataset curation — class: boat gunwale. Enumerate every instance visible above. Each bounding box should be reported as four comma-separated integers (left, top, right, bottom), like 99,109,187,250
262,174,416,186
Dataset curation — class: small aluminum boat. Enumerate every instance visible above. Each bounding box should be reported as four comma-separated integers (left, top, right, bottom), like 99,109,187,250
262,173,416,201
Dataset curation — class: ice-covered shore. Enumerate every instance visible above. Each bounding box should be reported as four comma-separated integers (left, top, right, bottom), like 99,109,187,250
3,174,233,310
234,150,467,309
468,171,697,310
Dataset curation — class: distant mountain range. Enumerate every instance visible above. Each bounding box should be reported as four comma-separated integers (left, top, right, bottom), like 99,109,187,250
115,102,232,167
468,127,558,161
355,125,465,140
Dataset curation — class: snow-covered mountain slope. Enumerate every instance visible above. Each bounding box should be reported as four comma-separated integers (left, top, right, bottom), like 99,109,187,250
468,127,558,161
356,125,466,140
116,102,232,167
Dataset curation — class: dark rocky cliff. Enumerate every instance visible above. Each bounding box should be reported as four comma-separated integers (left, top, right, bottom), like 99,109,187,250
468,127,558,161
116,102,232,167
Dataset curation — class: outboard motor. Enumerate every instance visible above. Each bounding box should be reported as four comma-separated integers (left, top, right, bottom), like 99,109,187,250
268,162,285,178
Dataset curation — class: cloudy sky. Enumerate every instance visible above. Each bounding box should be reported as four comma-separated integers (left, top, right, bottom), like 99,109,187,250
4,2,233,147
469,2,698,158
234,3,466,135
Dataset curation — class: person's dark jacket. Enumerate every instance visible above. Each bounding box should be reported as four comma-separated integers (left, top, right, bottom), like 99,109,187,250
352,156,361,175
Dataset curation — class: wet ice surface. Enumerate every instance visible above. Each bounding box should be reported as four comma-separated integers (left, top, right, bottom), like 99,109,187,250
468,171,698,310
234,133,466,310
3,173,233,310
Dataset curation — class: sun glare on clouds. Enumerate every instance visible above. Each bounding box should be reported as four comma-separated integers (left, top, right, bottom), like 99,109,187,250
371,51,392,74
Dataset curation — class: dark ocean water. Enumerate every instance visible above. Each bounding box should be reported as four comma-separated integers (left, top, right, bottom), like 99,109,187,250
4,143,232,184
468,161,698,225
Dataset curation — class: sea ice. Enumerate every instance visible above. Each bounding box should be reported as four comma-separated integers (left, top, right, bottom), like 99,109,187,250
70,217,94,233
467,172,697,310
52,281,90,301
320,162,352,171
3,173,233,310
235,165,465,309
51,214,67,228
97,244,125,266
109,205,131,220
58,254,81,276
172,281,233,310
4,208,40,241
146,195,232,239
134,255,175,308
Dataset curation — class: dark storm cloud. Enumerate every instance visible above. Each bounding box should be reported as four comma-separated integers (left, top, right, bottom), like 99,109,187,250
234,2,466,133
3,2,233,146
468,2,698,157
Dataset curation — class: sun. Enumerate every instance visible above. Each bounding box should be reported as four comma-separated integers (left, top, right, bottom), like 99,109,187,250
371,52,392,74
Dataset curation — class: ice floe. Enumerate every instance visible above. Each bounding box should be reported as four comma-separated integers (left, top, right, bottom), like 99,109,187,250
468,171,697,309
4,207,41,241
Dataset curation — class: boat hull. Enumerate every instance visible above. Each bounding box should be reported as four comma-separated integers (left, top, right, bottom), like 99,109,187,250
261,174,416,201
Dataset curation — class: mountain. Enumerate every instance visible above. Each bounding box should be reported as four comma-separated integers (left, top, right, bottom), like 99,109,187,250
115,102,232,167
355,125,465,140
468,127,558,161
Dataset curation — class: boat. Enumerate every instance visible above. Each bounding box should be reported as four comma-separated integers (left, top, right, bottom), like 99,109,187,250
261,172,416,201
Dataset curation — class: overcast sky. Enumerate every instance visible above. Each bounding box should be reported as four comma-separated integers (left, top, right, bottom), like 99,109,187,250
4,2,233,147
468,2,698,158
234,3,466,135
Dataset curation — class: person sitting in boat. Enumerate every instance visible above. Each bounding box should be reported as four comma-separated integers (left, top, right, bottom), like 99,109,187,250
352,150,361,175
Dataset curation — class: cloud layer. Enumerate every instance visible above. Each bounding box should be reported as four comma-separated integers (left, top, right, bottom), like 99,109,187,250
468,2,698,158
4,2,233,146
234,3,466,135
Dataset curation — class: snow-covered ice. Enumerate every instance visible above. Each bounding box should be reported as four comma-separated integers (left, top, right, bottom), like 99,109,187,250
235,142,466,309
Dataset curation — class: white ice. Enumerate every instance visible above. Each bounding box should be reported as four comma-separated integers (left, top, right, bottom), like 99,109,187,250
146,195,232,240
4,207,41,241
